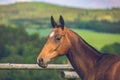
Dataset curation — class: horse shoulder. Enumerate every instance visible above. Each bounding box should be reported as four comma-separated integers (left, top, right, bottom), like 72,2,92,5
104,61,120,80
95,54,120,80
115,62,120,80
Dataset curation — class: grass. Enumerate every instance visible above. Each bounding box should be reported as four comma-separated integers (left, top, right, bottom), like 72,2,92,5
26,28,120,50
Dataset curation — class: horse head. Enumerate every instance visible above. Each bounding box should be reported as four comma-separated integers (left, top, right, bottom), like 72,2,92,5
37,16,71,68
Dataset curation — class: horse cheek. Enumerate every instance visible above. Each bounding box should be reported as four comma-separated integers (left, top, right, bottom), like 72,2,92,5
58,45,69,56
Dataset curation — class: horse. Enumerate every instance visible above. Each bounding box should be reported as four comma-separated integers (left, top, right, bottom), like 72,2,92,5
37,16,120,80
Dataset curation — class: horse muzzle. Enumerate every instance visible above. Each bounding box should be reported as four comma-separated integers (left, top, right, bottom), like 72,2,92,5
37,58,48,68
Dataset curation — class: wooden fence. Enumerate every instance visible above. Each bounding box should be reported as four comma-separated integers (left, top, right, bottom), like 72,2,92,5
0,63,80,80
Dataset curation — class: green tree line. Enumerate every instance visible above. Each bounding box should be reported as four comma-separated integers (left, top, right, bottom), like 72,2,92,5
66,19,120,33
0,25,45,61
6,17,120,33
101,43,120,54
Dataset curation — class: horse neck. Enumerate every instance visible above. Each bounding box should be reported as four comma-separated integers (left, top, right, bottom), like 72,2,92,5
65,28,100,79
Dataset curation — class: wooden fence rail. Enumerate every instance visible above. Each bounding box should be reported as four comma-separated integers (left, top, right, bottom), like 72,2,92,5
0,63,80,79
61,71,79,79
0,63,73,70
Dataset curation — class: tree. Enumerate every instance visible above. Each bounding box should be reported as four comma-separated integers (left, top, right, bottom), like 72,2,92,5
101,43,120,55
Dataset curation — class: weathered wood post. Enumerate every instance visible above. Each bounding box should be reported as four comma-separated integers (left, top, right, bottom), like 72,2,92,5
61,71,79,80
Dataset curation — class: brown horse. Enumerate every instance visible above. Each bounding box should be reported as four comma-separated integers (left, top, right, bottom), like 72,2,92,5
37,16,120,80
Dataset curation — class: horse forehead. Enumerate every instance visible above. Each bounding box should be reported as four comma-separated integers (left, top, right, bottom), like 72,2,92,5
49,31,55,38
49,28,62,38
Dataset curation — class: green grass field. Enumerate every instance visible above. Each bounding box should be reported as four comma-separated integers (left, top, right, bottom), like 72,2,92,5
26,28,120,50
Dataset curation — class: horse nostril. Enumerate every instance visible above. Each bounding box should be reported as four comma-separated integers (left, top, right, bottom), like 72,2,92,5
40,58,43,62
38,58,44,64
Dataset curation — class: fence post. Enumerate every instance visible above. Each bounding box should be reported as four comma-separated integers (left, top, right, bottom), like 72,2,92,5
61,71,79,80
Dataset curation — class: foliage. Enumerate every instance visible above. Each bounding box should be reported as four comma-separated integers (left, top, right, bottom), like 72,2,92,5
101,43,120,55
0,24,44,61
67,20,120,33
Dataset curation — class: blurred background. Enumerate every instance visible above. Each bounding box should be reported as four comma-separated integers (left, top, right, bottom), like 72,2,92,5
0,0,120,80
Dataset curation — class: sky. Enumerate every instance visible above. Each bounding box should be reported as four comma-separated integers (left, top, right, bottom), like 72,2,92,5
0,0,120,9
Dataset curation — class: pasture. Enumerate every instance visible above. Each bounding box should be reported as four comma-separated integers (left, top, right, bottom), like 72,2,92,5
26,28,120,50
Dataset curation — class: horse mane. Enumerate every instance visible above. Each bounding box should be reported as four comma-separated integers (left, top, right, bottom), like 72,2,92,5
70,29,101,54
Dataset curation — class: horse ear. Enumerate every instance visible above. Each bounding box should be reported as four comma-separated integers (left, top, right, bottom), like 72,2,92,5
51,16,57,28
59,15,64,30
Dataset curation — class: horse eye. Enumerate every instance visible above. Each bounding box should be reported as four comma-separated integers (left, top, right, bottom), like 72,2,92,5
55,35,61,40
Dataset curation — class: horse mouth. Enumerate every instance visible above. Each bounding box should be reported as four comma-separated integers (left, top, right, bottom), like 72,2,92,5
38,63,48,68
